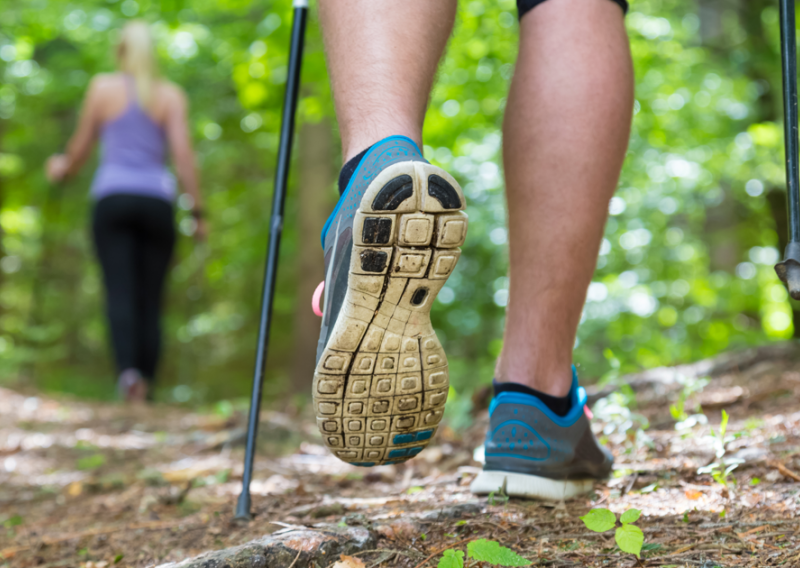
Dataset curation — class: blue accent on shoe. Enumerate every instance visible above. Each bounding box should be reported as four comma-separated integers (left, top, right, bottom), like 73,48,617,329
488,366,586,428
393,433,414,445
320,135,424,248
416,429,434,441
486,419,550,461
387,446,425,459
392,429,435,446
351,462,376,467
478,366,614,482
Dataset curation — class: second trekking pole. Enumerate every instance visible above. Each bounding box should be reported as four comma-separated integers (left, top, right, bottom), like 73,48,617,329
775,0,800,298
235,0,308,521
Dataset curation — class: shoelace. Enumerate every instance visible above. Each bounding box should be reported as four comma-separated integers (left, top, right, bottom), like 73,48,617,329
312,281,324,317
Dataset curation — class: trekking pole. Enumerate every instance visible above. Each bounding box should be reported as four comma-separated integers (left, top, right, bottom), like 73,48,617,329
775,0,800,299
235,0,309,521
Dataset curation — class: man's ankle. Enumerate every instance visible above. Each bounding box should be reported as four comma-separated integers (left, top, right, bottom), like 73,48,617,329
338,146,372,195
492,379,572,417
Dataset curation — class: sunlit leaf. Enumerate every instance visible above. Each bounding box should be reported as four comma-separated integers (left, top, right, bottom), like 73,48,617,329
467,539,531,566
615,524,644,558
2,515,23,528
719,410,729,438
620,509,641,524
76,454,106,471
580,508,616,533
437,549,464,568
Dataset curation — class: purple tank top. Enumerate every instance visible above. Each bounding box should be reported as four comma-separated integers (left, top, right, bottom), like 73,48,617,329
91,76,176,202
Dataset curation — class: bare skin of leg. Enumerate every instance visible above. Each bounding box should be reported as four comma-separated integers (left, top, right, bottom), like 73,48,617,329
496,0,634,396
320,0,633,398
319,0,457,161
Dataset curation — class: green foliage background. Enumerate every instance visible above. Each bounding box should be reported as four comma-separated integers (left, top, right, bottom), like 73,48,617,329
0,0,797,405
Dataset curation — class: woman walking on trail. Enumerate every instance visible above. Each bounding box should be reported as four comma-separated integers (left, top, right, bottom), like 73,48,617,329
45,21,206,402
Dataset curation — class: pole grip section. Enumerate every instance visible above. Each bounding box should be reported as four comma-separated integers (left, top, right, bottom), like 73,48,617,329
235,4,308,521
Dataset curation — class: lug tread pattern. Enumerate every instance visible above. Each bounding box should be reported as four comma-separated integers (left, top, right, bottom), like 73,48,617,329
314,162,467,466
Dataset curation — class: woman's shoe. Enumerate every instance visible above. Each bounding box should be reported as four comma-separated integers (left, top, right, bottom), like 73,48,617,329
118,368,148,403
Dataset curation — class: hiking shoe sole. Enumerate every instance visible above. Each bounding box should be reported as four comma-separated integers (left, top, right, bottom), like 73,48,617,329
470,470,594,501
313,161,467,466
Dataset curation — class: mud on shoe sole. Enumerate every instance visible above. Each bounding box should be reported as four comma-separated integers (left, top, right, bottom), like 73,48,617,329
313,162,467,466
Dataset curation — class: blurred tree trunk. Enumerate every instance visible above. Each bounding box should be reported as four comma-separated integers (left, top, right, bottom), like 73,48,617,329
290,119,335,393
698,0,725,44
699,1,747,284
0,122,5,320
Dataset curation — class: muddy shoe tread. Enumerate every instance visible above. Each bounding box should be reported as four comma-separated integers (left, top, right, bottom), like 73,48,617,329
314,162,467,466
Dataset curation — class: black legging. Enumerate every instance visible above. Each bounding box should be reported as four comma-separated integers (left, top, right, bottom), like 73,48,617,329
92,194,175,381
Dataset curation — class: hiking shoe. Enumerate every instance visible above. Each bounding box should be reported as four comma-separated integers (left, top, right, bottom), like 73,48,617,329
118,368,148,403
470,369,613,500
313,135,468,467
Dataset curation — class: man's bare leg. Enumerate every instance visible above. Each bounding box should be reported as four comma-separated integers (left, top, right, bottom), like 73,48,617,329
495,0,634,398
321,0,632,397
315,0,465,468
319,0,457,162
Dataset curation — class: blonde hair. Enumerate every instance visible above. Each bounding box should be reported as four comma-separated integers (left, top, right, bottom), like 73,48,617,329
116,21,157,110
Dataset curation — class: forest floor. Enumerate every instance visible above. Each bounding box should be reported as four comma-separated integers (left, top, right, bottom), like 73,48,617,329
2,344,800,568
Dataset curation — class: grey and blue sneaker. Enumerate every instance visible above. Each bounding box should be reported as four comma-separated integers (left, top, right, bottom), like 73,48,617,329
471,369,613,500
313,135,468,467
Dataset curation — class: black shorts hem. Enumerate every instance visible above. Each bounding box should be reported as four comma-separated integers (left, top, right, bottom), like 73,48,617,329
517,0,629,20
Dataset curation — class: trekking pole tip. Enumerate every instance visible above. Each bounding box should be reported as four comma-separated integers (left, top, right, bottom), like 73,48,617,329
234,491,252,521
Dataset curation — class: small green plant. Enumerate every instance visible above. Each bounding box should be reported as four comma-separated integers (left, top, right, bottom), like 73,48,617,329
669,388,690,422
580,508,644,559
591,391,650,441
744,417,764,432
2,515,22,529
698,461,740,487
76,453,106,471
487,487,509,506
74,439,100,451
697,410,743,488
437,539,531,567
670,374,710,430
438,550,464,568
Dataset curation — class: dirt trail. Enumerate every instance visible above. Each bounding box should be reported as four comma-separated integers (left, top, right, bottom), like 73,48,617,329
2,345,800,567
